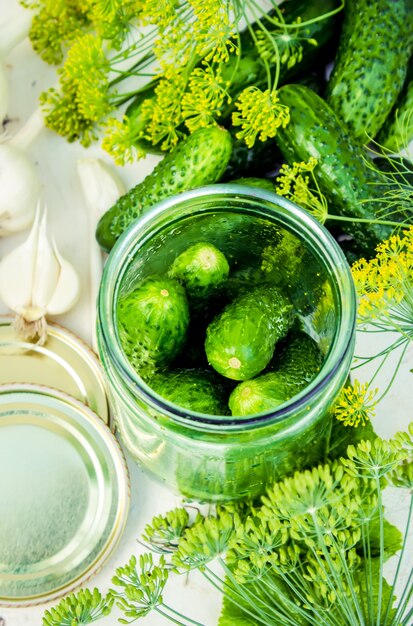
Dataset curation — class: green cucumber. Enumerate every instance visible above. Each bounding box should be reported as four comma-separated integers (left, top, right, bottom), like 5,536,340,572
229,177,275,192
229,330,323,416
219,0,342,120
377,58,413,153
326,0,413,141
149,368,230,415
229,371,290,416
205,286,293,381
117,276,189,378
96,126,232,252
167,242,230,303
273,330,323,387
276,84,392,255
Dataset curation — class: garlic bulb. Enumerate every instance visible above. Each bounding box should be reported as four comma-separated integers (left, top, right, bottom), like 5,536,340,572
0,141,40,235
0,206,80,344
0,108,45,236
77,158,125,351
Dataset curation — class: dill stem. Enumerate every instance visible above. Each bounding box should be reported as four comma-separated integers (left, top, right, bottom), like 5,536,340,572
326,213,404,228
160,603,206,626
383,493,413,626
155,606,191,626
375,478,385,626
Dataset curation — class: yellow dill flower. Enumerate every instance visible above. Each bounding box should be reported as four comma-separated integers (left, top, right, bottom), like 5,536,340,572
63,33,108,82
141,74,186,150
181,65,229,132
351,226,413,329
138,0,179,29
190,0,237,64
232,87,290,148
335,381,378,428
275,158,328,222
102,116,147,165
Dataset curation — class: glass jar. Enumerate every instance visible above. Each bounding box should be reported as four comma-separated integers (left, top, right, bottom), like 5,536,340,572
97,185,356,502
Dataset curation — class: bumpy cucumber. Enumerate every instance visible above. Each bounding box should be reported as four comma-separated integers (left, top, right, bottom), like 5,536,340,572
219,0,342,120
96,126,232,252
229,330,323,416
205,286,293,381
276,84,392,255
117,276,189,378
167,242,230,303
377,58,413,153
274,330,323,388
326,0,413,141
149,368,230,415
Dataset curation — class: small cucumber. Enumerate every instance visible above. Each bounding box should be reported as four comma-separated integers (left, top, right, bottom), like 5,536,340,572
276,84,392,255
167,242,230,303
205,286,293,381
377,58,413,153
229,372,291,416
326,0,413,141
117,276,189,377
96,126,232,252
149,368,230,415
229,330,323,416
273,330,323,388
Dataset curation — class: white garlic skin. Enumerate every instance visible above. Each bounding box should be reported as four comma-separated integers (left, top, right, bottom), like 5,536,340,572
0,143,39,236
0,208,80,342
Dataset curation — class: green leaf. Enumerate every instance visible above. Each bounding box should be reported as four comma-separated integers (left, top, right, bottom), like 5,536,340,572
357,558,397,625
218,592,261,626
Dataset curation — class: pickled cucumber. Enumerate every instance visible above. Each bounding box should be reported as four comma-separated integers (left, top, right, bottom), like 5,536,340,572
167,242,230,302
117,276,189,377
205,286,293,381
150,368,230,415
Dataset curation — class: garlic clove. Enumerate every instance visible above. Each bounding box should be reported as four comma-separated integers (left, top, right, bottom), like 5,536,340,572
0,205,80,344
77,157,126,216
0,143,39,236
46,239,80,315
31,210,60,311
0,206,41,314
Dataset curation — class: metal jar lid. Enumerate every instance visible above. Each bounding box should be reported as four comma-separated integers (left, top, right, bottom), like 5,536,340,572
0,383,130,607
0,315,110,426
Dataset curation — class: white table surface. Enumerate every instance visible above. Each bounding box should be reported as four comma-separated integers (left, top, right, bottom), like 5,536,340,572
0,2,412,625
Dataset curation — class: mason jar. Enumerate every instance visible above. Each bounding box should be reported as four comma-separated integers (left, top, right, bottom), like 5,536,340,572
97,185,356,502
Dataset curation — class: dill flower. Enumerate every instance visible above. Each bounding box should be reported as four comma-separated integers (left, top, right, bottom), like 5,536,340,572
42,588,113,626
190,0,237,64
102,116,147,165
335,380,378,428
181,65,230,132
352,227,413,327
256,17,317,70
232,86,290,148
275,157,329,222
141,73,187,150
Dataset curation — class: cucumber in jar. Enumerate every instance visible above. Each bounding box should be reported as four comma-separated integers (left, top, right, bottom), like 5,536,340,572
205,285,293,381
117,276,189,379
167,242,230,303
229,330,323,416
149,368,230,415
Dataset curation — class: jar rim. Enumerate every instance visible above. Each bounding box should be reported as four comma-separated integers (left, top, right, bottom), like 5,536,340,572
98,184,356,430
